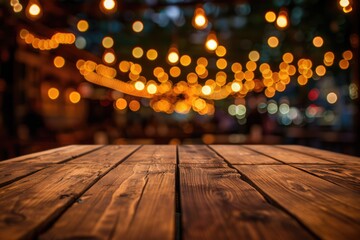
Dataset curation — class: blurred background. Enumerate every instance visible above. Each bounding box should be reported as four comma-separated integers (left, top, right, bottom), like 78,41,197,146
0,0,359,159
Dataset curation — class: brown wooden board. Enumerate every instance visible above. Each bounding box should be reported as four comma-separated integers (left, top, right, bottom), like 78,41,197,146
293,164,360,192
279,145,360,165
178,145,227,165
121,145,176,165
0,145,103,187
235,164,360,240
178,146,313,240
244,145,334,164
41,164,175,240
0,145,139,240
210,145,281,165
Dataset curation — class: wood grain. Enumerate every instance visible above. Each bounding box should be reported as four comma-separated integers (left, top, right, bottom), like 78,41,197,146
244,145,334,164
179,146,313,240
279,145,360,164
0,145,138,240
0,145,103,187
210,145,281,165
121,145,176,165
179,145,226,165
41,164,175,240
294,164,360,192
235,164,360,240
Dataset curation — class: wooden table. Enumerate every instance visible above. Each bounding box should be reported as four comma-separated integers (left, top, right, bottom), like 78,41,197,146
0,145,359,240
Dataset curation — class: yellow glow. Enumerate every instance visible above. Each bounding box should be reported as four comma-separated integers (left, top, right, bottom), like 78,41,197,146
48,88,59,100
134,81,145,91
324,51,335,62
103,0,116,10
342,50,353,60
14,3,23,13
313,36,324,47
170,66,181,78
146,49,158,60
69,91,81,104
115,98,127,110
231,62,242,73
265,11,276,23
231,82,241,92
339,0,350,8
246,61,257,71
193,98,206,111
132,21,144,33
339,59,349,69
327,92,338,104
202,85,212,95
195,65,206,76
180,55,191,66
268,36,279,48
282,52,294,63
197,57,208,67
102,37,114,48
276,12,288,28
147,83,157,94
315,65,326,76
53,56,65,68
343,5,352,13
119,61,130,72
153,67,164,77
29,3,41,16
248,51,260,61
216,58,227,70
205,32,218,51
297,75,308,86
187,73,198,84
77,20,89,32
215,46,227,57
132,47,144,58
130,64,142,75
167,48,179,64
103,52,116,64
192,7,208,29
129,100,140,111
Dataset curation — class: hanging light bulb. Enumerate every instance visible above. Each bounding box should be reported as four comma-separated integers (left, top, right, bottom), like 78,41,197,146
99,0,117,14
192,5,208,30
25,0,42,20
276,10,289,29
167,45,179,65
205,32,218,52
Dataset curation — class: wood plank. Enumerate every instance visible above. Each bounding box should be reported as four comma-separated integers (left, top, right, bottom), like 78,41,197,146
179,145,227,165
0,145,139,240
279,145,360,165
235,165,360,240
0,145,103,187
244,145,334,164
294,164,360,192
210,145,281,165
41,164,175,240
121,145,176,165
179,146,313,240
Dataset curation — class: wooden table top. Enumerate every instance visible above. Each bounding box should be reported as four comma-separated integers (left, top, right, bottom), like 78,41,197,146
0,145,359,240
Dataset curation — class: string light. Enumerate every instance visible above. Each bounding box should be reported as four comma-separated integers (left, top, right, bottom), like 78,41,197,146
167,46,179,65
26,0,42,20
276,10,288,29
100,0,117,14
132,21,144,33
205,32,218,51
192,6,208,30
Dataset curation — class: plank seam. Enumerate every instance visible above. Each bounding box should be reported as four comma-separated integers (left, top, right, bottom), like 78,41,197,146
175,145,182,240
274,145,339,164
36,145,143,239
207,145,320,240
0,145,106,188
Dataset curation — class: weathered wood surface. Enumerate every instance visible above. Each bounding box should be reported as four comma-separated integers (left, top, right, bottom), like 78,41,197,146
0,145,138,240
210,145,280,165
0,144,359,240
293,164,360,192
41,146,176,240
279,145,360,164
233,165,360,240
178,145,313,240
0,145,102,187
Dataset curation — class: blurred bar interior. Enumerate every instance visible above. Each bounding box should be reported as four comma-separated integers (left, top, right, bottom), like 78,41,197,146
0,0,359,159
